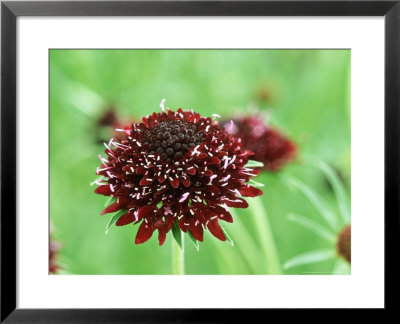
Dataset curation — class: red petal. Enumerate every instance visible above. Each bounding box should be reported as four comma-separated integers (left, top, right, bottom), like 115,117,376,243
135,222,155,244
204,169,213,176
207,219,226,241
135,166,146,174
122,165,132,173
218,211,233,223
101,201,120,215
140,176,152,186
164,215,176,231
158,228,167,246
197,153,207,160
116,211,135,226
207,157,221,165
223,198,248,208
141,116,149,127
169,177,180,188
209,185,221,194
95,185,112,196
147,118,155,128
181,178,191,187
178,218,189,232
168,109,175,118
239,186,263,197
210,205,233,223
186,167,196,175
189,223,204,242
137,205,155,220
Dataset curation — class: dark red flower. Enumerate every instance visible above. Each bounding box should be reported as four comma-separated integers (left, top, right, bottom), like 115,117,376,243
221,116,296,172
255,84,276,104
97,107,119,127
95,107,135,144
95,107,263,245
49,239,61,274
337,225,351,263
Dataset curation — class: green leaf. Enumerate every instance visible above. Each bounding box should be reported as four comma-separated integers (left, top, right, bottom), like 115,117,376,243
284,175,339,231
283,249,335,270
171,221,183,250
248,179,265,188
104,196,116,207
244,160,264,168
105,209,127,234
287,213,336,243
187,232,200,252
220,226,234,247
313,158,350,225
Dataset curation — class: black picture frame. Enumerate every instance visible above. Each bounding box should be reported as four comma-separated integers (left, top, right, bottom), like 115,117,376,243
1,0,399,321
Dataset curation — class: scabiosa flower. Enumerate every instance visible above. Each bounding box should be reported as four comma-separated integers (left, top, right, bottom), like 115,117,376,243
337,225,351,263
255,84,275,104
94,103,263,246
95,107,136,144
49,239,61,274
283,160,351,273
221,116,296,172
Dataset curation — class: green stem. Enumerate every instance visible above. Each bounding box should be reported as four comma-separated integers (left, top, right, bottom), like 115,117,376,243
249,197,282,274
229,209,264,273
172,232,185,275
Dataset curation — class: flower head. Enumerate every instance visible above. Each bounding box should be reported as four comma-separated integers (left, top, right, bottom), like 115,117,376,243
221,116,296,172
95,107,135,144
337,225,351,263
49,239,61,274
95,106,263,245
283,161,351,273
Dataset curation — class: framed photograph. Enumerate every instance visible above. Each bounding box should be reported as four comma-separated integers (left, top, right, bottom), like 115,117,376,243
1,0,398,321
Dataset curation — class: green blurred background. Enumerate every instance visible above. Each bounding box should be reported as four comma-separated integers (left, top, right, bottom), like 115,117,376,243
50,49,351,275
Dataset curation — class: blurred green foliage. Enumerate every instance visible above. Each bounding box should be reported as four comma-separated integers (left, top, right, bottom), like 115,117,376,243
50,49,350,275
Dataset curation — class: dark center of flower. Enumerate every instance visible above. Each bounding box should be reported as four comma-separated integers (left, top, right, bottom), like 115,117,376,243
141,120,205,161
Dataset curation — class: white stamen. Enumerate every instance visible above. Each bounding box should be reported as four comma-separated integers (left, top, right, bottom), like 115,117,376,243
229,155,236,165
103,142,114,156
209,174,217,183
160,98,166,112
96,166,111,173
223,158,229,169
98,155,108,163
179,192,190,203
